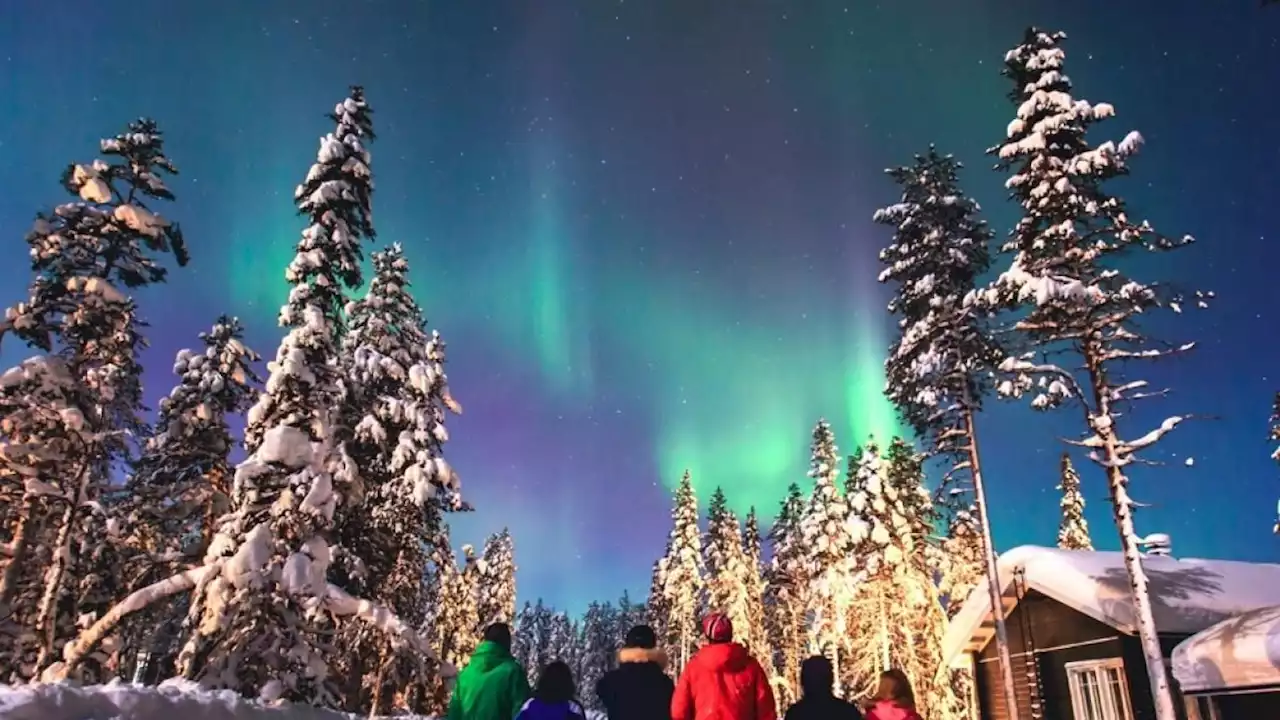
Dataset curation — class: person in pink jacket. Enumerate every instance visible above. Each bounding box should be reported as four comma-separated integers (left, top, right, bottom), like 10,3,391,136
864,669,924,720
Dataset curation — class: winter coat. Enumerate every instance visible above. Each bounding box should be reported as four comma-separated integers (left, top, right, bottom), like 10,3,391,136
671,642,776,720
784,694,864,720
448,641,532,720
514,698,587,720
596,646,676,720
864,701,923,720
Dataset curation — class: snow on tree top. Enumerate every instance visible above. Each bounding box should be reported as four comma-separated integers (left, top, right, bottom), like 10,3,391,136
941,545,1280,668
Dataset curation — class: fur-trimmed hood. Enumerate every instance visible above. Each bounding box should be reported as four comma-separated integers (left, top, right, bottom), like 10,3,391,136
617,646,668,668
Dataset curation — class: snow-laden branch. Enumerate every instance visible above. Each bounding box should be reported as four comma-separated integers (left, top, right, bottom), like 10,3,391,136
324,583,457,682
1100,342,1195,363
43,564,219,681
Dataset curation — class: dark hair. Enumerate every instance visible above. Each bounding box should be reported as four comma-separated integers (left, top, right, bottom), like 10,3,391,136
800,656,835,697
624,624,657,649
534,661,577,705
873,669,916,710
483,622,513,649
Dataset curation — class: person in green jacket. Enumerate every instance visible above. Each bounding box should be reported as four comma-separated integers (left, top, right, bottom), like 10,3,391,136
449,623,532,720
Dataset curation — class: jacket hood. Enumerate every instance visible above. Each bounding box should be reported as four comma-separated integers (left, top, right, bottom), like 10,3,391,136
618,646,667,667
467,640,515,673
693,641,752,672
868,700,917,720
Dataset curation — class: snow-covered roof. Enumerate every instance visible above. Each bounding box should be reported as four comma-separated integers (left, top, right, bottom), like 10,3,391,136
941,546,1280,669
1171,605,1280,695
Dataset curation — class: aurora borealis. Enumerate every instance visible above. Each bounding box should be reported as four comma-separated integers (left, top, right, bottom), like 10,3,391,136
2,0,1278,613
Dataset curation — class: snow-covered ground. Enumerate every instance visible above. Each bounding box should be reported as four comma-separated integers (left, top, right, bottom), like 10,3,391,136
0,680,433,720
0,680,611,720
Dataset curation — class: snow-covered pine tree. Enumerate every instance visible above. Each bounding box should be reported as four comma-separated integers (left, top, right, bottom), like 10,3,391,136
645,557,672,663
577,601,617,711
703,487,755,653
741,507,769,662
659,470,704,673
972,29,1207,720
938,506,985,618
513,599,554,686
1057,453,1094,551
477,529,517,628
765,483,808,699
798,419,856,691
546,611,577,666
114,317,262,681
48,89,444,706
334,242,465,713
846,438,958,717
0,118,189,681
873,145,1018,718
616,589,646,641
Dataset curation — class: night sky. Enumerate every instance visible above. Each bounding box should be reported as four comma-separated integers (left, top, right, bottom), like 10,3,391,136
1,1,1277,614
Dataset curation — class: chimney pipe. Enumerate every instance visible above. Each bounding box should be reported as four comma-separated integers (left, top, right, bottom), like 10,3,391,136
1140,533,1172,557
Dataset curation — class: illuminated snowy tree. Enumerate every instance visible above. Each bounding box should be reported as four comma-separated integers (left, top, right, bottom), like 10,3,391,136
741,507,769,660
799,419,856,691
659,470,704,673
0,118,188,680
703,488,755,653
477,529,517,628
973,28,1208,720
765,483,807,697
874,145,1018,714
846,438,958,717
939,506,985,617
1057,453,1094,550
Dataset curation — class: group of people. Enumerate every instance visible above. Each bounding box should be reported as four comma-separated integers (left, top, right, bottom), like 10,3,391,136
447,613,925,720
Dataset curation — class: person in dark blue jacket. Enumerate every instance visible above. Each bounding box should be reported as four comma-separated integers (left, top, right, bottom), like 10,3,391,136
596,624,676,720
784,656,864,720
516,661,587,720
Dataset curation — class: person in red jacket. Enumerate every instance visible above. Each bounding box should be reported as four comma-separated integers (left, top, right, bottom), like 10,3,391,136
672,613,776,720
863,669,924,720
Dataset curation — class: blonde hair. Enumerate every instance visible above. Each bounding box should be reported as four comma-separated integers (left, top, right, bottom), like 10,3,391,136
873,669,916,710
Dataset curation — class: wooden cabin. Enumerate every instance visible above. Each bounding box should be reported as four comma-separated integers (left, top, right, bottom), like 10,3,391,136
1171,604,1280,718
940,545,1280,720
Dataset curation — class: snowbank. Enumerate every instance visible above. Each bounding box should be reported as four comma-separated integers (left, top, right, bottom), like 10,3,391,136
0,680,436,720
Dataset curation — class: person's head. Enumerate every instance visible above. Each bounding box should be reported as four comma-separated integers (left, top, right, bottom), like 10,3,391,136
624,624,657,649
800,656,835,697
873,669,916,709
534,661,576,704
483,622,512,650
701,612,734,644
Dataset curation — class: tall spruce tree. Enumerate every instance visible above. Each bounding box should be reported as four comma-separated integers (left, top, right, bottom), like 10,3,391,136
335,243,465,714
765,483,808,698
1057,453,1094,550
47,90,443,705
577,601,617,711
113,317,262,681
659,470,704,672
703,488,755,653
646,556,672,660
798,419,855,690
938,506,985,617
477,529,517,628
973,29,1205,719
0,118,188,680
874,146,1018,717
741,507,768,662
846,438,957,716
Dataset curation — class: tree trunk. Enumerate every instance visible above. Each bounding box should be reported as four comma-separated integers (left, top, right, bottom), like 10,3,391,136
369,641,395,716
963,404,1021,720
1085,348,1177,720
0,497,34,604
33,500,77,671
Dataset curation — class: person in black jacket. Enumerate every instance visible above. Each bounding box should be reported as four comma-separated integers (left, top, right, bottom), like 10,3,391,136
784,656,864,720
595,624,675,720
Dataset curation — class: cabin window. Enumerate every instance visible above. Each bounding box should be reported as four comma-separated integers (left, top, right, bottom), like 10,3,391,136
1183,696,1220,720
1065,658,1134,720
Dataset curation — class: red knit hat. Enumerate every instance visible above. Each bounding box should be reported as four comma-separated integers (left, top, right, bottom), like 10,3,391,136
702,613,733,643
